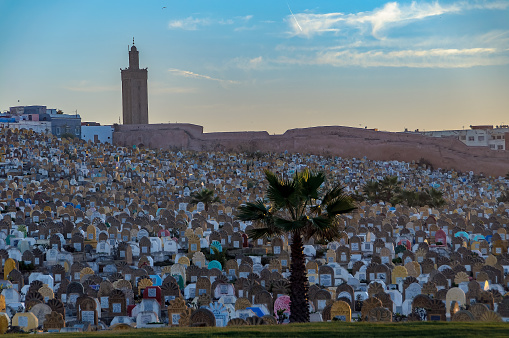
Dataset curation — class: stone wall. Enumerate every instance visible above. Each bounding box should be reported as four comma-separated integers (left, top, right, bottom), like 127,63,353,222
113,123,509,177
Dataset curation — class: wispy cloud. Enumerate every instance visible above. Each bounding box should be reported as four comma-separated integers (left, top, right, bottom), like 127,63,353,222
275,43,509,68
168,68,240,84
277,1,509,68
238,15,254,22
312,47,507,68
287,0,509,38
168,17,210,30
228,56,265,70
169,14,253,31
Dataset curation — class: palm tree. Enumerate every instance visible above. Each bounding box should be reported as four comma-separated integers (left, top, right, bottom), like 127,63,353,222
392,189,418,207
362,176,401,203
497,191,509,203
380,175,401,202
237,170,356,323
189,188,220,211
393,187,446,208
427,187,445,208
362,179,380,202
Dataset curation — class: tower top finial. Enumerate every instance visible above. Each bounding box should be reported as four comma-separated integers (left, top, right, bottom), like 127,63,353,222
133,37,135,46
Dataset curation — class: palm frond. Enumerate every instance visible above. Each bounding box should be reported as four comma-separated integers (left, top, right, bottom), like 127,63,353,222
309,216,331,230
265,170,299,210
247,226,284,240
274,217,305,232
325,194,356,216
322,184,347,205
298,170,324,200
309,204,322,216
236,200,271,222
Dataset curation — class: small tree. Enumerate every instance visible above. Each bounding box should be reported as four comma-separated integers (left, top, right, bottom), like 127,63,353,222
497,191,509,203
189,188,220,211
362,180,380,203
362,175,401,203
392,187,445,208
60,132,75,139
380,175,401,202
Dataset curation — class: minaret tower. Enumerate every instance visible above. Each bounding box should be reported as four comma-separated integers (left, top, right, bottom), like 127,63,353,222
121,38,148,124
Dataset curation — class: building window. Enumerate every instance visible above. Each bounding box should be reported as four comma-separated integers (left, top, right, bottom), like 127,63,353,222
55,127,60,135
478,136,484,141
75,127,80,135
497,135,502,139
490,144,495,149
468,136,474,141
498,145,504,150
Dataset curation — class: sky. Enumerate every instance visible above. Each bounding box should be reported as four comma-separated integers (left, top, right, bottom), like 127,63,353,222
0,0,508,134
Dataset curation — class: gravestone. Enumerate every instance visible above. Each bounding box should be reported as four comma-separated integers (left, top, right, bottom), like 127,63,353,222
43,311,65,331
12,312,38,331
167,297,188,327
330,300,351,322
206,302,230,327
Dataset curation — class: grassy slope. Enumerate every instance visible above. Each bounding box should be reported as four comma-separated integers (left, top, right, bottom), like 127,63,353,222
10,322,509,338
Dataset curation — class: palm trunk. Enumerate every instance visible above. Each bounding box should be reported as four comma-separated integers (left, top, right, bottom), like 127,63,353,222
289,233,310,323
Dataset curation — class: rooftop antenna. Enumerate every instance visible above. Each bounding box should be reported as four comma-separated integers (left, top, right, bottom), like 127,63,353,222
133,37,135,46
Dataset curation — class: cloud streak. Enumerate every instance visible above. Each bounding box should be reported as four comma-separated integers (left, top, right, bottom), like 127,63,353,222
168,68,239,84
315,47,506,68
228,56,265,70
287,3,303,32
168,17,209,30
276,47,508,68
277,1,509,68
287,0,509,38
168,15,253,31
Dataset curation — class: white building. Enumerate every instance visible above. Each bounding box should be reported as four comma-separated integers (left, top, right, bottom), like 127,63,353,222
0,120,51,134
81,125,114,144
415,125,508,151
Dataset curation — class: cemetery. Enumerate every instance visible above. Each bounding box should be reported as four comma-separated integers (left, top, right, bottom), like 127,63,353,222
0,127,508,335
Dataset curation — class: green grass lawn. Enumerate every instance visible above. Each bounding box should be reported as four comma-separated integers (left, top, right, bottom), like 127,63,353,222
8,322,509,338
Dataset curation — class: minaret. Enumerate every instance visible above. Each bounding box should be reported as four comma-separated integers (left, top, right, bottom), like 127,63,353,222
121,38,148,124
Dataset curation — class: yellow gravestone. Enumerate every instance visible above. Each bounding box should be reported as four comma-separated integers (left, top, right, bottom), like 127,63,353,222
178,256,191,267
0,313,9,334
12,312,38,331
330,300,352,322
4,258,17,280
392,266,408,284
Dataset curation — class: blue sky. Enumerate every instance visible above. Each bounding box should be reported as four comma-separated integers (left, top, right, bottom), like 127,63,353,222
0,0,508,133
